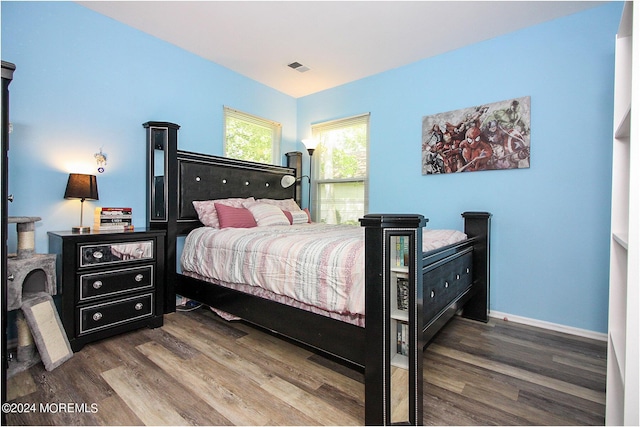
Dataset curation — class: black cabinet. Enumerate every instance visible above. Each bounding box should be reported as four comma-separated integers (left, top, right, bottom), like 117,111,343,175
2,59,16,420
48,229,165,352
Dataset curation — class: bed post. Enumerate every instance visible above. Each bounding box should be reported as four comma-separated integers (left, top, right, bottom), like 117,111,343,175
360,214,427,426
144,121,180,314
461,211,491,322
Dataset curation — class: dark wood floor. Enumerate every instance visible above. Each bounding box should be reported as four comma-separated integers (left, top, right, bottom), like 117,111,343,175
6,308,606,425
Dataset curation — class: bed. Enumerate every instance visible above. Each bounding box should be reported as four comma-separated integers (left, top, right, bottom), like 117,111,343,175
144,121,491,425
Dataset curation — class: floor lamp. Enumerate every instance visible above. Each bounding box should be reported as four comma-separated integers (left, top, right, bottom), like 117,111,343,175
301,138,317,212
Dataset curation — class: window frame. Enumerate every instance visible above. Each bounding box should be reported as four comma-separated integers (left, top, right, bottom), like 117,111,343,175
223,106,281,164
310,113,370,224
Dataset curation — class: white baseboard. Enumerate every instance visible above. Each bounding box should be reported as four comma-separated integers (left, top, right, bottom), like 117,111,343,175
488,310,607,342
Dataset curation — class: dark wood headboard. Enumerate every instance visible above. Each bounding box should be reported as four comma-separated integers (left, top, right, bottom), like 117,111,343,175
144,121,297,312
176,150,296,225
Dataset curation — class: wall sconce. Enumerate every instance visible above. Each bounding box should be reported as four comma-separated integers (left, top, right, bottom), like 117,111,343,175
94,148,107,173
64,173,99,233
281,174,311,211
280,175,296,188
280,174,310,188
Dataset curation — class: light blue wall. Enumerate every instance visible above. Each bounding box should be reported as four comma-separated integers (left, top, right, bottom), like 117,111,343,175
1,1,298,252
3,1,623,333
297,2,623,333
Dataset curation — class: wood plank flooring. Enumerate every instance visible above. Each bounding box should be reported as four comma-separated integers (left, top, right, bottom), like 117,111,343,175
5,308,606,425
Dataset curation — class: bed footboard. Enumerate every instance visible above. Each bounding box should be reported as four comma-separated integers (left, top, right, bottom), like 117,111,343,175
360,212,491,425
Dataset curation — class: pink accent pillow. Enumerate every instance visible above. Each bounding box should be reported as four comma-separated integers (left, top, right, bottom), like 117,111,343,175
214,203,257,228
243,201,290,226
192,197,255,227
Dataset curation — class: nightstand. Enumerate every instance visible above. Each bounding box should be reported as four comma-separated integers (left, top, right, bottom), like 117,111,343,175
48,228,165,352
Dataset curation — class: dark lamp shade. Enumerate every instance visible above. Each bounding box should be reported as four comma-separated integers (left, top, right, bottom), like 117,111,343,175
64,173,99,201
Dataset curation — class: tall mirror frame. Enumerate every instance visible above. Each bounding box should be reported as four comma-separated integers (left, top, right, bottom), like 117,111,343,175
144,121,179,225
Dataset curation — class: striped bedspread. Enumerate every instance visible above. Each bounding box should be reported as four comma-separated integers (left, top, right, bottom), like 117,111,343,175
181,224,466,320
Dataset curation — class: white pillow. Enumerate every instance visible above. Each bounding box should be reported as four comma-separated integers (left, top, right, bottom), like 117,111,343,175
256,198,301,212
243,201,290,226
287,210,310,224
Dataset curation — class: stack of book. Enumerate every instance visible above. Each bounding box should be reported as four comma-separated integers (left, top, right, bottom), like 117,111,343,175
94,207,134,231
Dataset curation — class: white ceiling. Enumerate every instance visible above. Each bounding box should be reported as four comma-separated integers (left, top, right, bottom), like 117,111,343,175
77,1,607,98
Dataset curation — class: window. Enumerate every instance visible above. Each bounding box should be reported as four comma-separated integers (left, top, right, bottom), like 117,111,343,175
311,113,369,225
224,106,281,164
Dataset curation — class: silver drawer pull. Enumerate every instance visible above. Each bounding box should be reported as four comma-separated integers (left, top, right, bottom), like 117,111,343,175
93,312,103,321
135,274,144,282
134,302,144,311
456,274,460,280
7,274,14,281
466,268,470,274
93,280,103,289
92,251,103,259
444,281,449,288
430,290,435,298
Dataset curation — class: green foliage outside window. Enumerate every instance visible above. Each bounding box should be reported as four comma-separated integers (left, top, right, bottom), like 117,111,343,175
317,125,367,180
313,116,369,225
226,117,273,164
224,107,280,164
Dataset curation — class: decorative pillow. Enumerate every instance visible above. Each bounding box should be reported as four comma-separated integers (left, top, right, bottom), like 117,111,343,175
243,202,290,226
283,209,310,225
214,203,257,228
193,197,255,228
256,198,301,212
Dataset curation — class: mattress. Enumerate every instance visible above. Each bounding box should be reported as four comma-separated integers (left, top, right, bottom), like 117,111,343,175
181,223,466,326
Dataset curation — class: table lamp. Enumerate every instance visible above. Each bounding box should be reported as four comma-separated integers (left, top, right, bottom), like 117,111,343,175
64,173,98,233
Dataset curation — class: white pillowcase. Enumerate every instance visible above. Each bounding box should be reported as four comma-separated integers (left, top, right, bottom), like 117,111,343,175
243,201,290,226
287,210,309,224
256,198,301,212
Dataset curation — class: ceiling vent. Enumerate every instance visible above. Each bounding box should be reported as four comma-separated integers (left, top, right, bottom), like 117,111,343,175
288,61,310,73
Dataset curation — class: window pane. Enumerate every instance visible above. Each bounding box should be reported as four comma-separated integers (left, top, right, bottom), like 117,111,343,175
226,117,273,164
316,124,367,180
224,107,280,164
317,181,365,225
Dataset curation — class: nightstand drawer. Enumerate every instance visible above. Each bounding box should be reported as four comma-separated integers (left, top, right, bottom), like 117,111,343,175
79,293,154,335
79,240,154,267
80,265,154,301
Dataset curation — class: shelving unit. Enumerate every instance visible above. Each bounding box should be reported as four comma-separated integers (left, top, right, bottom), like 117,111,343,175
390,264,409,370
388,235,413,424
606,2,638,425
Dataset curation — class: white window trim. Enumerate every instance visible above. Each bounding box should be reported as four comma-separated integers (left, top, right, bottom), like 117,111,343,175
223,106,281,164
310,113,370,223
